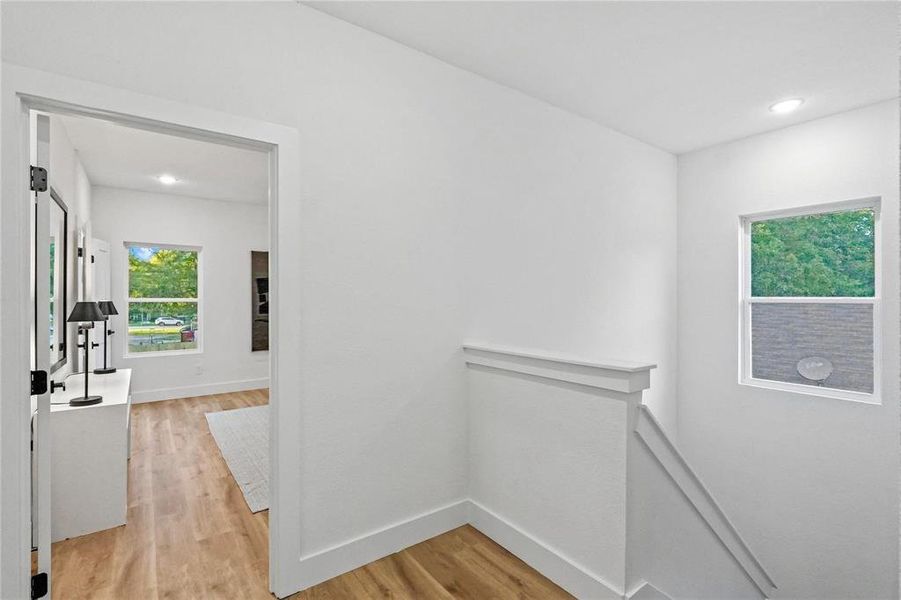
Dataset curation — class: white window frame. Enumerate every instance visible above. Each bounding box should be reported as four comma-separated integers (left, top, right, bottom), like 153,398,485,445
124,241,203,358
739,197,882,404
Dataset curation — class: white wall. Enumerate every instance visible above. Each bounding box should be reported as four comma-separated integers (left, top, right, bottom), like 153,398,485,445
4,5,890,600
677,101,900,599
2,2,679,591
626,423,764,600
5,4,893,600
462,98,678,434
2,2,682,570
0,3,470,564
91,186,268,401
50,117,91,228
47,116,92,383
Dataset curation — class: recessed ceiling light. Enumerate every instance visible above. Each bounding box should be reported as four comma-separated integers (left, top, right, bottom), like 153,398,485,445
769,98,804,114
158,174,178,185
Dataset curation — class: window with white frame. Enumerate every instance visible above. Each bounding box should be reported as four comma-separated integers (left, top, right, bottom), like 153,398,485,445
126,244,201,355
741,199,879,400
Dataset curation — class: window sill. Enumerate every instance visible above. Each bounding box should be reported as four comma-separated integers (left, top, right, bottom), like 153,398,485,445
740,377,880,405
125,348,203,359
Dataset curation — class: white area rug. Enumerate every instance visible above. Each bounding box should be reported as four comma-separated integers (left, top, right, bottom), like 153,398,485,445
205,405,269,513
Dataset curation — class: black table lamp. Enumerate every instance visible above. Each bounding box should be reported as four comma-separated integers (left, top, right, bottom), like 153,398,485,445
67,301,104,406
94,301,119,375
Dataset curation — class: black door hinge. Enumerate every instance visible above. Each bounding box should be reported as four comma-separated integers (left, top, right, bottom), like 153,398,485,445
77,247,84,258
91,254,95,264
31,371,48,396
30,166,47,193
32,572,48,599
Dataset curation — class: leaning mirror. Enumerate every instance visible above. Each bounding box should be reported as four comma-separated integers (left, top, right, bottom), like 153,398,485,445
49,188,68,373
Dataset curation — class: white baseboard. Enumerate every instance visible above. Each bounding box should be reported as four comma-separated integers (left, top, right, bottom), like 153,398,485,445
467,500,623,600
279,499,624,599
626,581,673,600
131,377,269,403
287,500,470,594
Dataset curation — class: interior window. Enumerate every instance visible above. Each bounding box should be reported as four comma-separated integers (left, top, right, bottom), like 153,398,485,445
126,244,200,354
742,202,878,399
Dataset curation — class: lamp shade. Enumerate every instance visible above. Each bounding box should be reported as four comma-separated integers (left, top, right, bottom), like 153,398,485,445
67,301,104,323
97,301,119,317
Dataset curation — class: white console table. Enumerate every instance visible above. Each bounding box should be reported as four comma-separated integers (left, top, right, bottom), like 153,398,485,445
50,368,132,542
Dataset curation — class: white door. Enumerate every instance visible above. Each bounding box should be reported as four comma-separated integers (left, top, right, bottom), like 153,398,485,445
91,239,111,369
31,113,53,598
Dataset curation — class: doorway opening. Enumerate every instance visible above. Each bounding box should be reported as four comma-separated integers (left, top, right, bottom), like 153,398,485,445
25,100,281,599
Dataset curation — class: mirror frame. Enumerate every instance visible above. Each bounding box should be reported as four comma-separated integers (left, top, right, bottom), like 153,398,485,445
49,187,68,374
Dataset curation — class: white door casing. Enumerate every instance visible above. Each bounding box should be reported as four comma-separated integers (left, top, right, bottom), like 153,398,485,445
32,113,54,598
1,65,301,599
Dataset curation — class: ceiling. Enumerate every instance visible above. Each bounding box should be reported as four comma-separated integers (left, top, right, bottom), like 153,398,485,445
55,114,269,204
308,1,899,154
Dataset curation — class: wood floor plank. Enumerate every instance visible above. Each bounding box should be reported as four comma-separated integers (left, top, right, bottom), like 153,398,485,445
403,535,515,599
294,570,375,600
455,526,571,599
352,551,454,600
52,388,572,600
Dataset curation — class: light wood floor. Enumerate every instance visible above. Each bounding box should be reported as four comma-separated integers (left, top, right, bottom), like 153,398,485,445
291,524,573,600
52,390,573,600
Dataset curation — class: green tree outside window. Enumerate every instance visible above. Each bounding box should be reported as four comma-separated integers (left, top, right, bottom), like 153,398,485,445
751,209,875,297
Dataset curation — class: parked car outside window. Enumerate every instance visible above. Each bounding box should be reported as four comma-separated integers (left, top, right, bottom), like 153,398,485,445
154,316,184,326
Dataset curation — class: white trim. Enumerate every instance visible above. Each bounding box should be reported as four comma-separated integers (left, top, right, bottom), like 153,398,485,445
124,240,202,252
633,406,777,598
462,343,654,394
468,500,623,600
130,377,269,404
31,114,53,595
1,65,302,599
289,500,469,593
741,377,879,406
748,296,874,304
463,341,656,372
125,348,202,360
625,581,673,600
738,197,882,404
1,65,40,600
127,298,199,303
742,196,880,222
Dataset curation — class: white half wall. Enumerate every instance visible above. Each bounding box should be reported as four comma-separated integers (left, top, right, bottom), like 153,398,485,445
464,344,658,598
91,186,269,401
677,101,900,599
469,366,629,594
464,344,776,600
